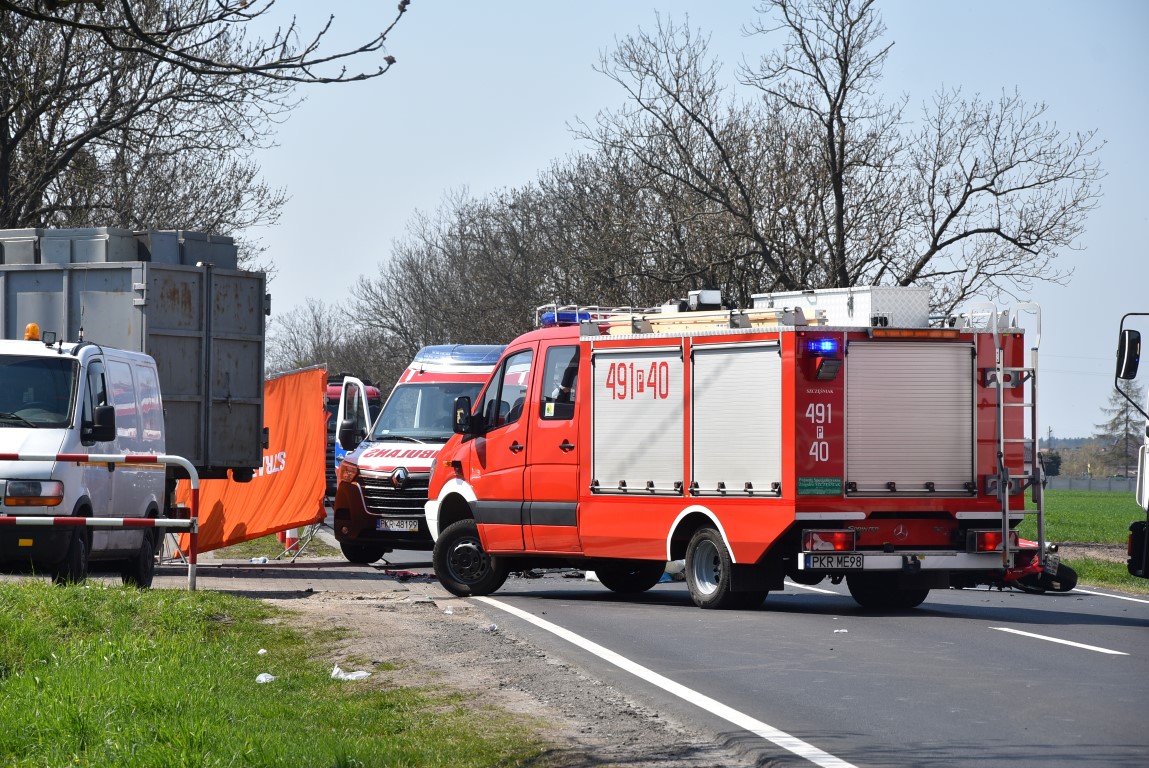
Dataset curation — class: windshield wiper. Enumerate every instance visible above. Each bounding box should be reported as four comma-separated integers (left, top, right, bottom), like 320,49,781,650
373,434,428,444
0,411,36,427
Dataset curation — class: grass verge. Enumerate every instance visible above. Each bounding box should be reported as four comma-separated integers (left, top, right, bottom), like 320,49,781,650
1019,489,1149,595
0,582,544,768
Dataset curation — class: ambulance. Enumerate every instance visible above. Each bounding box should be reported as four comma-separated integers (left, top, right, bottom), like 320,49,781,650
425,288,1055,610
331,345,504,563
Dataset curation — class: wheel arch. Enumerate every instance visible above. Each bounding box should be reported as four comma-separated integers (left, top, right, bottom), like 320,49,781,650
666,505,736,563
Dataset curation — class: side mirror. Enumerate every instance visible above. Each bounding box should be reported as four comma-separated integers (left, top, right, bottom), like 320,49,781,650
337,419,362,451
1116,329,1141,380
86,404,116,443
453,396,475,435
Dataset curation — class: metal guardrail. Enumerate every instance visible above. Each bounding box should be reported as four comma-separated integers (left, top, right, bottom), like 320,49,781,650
0,452,200,590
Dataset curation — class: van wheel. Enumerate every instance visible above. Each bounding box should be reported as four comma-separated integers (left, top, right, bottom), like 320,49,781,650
685,527,741,609
52,529,89,585
340,542,388,564
121,533,156,589
846,573,930,610
433,520,508,597
594,561,666,594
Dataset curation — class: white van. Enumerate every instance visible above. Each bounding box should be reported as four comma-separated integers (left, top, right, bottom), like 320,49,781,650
0,327,165,586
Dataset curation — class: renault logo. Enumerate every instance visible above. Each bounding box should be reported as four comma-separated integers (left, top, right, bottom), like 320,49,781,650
390,467,409,490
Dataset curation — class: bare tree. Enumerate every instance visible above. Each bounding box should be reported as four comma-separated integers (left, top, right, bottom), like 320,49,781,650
580,0,1102,311
0,0,408,83
0,3,292,263
266,298,392,385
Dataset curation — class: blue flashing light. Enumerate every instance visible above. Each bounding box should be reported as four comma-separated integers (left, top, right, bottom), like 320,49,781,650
806,338,839,355
540,310,592,327
413,344,506,366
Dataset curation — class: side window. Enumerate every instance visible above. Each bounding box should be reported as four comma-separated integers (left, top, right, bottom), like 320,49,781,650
480,348,533,430
137,365,163,441
107,360,138,441
541,346,579,421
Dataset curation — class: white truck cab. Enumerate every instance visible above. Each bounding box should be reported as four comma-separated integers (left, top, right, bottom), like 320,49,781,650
1115,315,1148,577
0,326,165,585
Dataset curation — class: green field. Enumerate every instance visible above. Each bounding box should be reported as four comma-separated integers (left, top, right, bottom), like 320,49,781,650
0,584,544,768
1020,489,1148,594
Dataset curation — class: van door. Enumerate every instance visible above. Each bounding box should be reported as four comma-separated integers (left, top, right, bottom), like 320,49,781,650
105,358,145,552
525,343,581,552
79,358,114,552
336,376,374,469
465,345,535,551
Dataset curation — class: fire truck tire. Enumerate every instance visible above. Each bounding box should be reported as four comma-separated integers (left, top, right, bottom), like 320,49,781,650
594,561,666,594
685,528,741,609
340,542,388,564
846,573,929,610
433,520,509,597
51,529,89,586
120,532,156,589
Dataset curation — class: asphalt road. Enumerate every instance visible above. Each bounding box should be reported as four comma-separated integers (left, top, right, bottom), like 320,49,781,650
478,572,1149,768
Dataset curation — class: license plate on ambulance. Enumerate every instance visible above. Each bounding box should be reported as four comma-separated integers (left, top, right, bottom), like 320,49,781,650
377,519,419,532
805,553,863,570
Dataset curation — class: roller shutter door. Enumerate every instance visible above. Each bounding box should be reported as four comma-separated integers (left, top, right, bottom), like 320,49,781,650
592,346,684,493
692,344,781,495
846,341,974,494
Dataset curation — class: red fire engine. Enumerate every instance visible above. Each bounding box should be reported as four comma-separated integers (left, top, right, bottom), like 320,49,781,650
425,288,1057,610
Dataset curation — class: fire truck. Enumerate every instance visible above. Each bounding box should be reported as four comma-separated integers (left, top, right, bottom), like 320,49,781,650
332,345,504,563
425,287,1058,610
1114,314,1148,578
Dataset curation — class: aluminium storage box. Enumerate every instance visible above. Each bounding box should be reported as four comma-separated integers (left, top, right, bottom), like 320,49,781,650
751,286,931,328
0,260,268,478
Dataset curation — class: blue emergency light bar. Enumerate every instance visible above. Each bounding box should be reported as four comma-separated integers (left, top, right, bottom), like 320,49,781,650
413,344,506,366
806,338,839,355
540,310,592,327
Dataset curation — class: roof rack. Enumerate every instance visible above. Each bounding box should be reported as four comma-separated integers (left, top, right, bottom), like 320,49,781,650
535,303,825,335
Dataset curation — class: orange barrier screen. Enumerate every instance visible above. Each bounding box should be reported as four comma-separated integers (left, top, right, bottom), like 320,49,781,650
176,368,327,553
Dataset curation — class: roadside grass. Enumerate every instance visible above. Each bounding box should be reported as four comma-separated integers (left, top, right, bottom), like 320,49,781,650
0,582,545,768
213,531,342,560
1019,489,1148,595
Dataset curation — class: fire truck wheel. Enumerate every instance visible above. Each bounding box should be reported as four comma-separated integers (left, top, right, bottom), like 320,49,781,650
846,573,929,610
594,561,666,594
685,528,739,609
340,542,389,564
120,532,156,589
433,520,509,597
51,529,89,586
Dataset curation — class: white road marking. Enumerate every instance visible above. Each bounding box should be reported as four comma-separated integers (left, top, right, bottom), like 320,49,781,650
784,580,840,595
477,596,858,768
1071,588,1149,605
989,626,1128,655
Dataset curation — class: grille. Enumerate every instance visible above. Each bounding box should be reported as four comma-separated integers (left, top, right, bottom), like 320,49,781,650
358,471,430,516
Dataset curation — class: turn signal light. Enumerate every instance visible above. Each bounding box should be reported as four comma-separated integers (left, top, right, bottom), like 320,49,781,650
802,529,856,551
336,461,359,483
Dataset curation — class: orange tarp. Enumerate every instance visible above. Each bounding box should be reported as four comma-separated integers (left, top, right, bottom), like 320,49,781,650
177,368,327,553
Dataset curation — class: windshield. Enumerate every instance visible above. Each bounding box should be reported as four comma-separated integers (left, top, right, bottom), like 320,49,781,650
0,355,78,428
370,382,483,441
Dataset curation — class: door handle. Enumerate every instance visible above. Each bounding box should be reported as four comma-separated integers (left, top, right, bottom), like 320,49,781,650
509,441,525,454
559,440,575,452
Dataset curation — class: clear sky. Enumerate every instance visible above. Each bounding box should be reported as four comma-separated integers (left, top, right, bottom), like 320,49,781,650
256,0,1148,440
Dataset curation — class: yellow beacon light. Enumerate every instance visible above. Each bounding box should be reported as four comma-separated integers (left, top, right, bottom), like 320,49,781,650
24,322,41,341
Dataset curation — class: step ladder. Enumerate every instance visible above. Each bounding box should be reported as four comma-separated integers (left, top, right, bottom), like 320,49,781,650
967,302,1047,569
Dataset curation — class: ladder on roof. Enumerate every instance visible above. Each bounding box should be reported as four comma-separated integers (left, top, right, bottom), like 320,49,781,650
536,303,823,334
967,302,1046,569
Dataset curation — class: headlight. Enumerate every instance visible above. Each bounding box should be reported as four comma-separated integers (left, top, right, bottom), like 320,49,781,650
4,480,65,507
336,460,359,483
429,457,437,478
